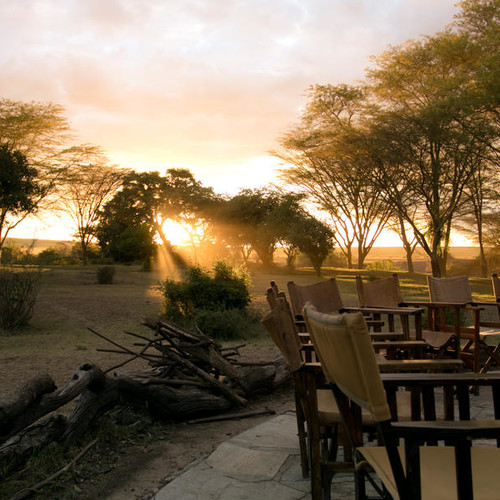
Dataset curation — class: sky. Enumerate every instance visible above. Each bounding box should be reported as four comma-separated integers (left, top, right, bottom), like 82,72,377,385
1,0,461,241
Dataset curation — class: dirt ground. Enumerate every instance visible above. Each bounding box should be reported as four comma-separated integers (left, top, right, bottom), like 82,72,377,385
0,342,294,500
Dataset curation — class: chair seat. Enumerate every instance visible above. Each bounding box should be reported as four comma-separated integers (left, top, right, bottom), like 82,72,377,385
316,389,413,426
422,330,454,349
360,445,500,500
480,329,500,341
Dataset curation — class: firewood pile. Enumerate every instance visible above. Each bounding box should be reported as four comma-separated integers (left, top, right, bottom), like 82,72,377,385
0,318,290,481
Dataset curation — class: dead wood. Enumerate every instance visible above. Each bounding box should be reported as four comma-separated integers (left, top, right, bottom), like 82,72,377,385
9,439,98,500
0,416,67,478
0,318,292,480
0,364,105,443
0,375,56,439
63,375,119,444
116,377,232,419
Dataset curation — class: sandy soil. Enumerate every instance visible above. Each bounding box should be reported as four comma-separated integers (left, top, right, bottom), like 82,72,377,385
0,342,294,500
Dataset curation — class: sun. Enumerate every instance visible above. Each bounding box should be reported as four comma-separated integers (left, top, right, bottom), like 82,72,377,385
160,220,191,246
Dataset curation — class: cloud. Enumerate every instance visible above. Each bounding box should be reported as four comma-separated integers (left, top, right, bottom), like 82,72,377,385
0,0,460,179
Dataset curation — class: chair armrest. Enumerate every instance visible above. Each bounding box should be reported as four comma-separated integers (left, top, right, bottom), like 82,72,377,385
392,419,500,441
377,359,464,372
380,371,500,385
345,306,424,316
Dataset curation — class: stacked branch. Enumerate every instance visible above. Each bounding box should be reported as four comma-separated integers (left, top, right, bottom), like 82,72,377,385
0,318,290,479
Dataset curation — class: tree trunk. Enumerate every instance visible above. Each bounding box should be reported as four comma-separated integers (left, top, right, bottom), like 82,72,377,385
0,416,67,478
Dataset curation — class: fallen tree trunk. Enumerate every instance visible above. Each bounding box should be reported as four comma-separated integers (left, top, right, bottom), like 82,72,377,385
0,318,291,479
0,416,67,479
116,377,233,420
0,364,105,442
0,374,56,439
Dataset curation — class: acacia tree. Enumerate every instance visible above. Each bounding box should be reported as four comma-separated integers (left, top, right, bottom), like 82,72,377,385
162,168,221,259
271,193,335,274
450,0,500,275
0,99,73,251
59,146,127,264
97,169,218,266
0,145,43,258
359,25,497,277
215,189,283,269
276,84,391,268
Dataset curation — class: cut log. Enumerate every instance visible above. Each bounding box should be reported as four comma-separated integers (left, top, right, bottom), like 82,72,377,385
63,376,119,444
0,374,56,439
116,377,232,419
0,415,67,478
0,364,105,443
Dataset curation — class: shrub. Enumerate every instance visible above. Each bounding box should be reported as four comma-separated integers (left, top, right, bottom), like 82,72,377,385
192,308,261,341
96,266,116,284
366,260,396,271
0,270,41,330
158,261,254,339
159,261,250,320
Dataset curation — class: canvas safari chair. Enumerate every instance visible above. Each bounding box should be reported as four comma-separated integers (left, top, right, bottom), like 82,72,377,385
287,279,387,339
261,292,351,499
355,274,453,359
427,276,500,374
470,273,500,373
303,306,500,500
263,292,460,499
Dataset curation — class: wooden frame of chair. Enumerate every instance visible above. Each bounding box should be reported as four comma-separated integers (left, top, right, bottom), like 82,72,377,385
471,273,500,372
353,274,447,360
287,278,387,336
303,306,500,500
261,291,352,499
426,275,500,374
264,287,464,499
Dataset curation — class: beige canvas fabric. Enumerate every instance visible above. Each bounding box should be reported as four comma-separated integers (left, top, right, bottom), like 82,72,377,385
360,446,500,500
261,308,304,372
427,276,473,303
287,279,344,318
303,307,392,422
356,275,404,308
491,274,500,301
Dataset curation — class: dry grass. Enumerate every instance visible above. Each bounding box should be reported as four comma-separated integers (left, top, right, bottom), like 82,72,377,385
0,264,497,400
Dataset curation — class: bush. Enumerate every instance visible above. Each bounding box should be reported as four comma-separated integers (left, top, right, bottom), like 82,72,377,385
159,261,251,320
158,261,254,339
366,260,396,271
96,266,116,284
0,270,41,330
192,308,261,341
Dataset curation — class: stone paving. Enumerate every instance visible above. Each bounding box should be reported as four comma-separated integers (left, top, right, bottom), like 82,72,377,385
155,387,497,500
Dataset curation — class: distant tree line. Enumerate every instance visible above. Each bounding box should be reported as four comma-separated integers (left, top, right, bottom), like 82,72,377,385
0,0,498,276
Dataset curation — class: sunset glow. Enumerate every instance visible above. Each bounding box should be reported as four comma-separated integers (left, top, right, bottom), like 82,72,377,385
1,0,460,241
160,220,192,247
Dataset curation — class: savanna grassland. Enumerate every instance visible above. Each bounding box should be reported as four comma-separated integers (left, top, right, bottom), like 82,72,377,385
0,255,498,499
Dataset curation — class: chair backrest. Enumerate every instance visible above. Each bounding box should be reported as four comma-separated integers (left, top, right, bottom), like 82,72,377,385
303,306,391,422
427,275,473,303
287,279,344,319
492,274,500,302
261,296,304,372
356,274,404,308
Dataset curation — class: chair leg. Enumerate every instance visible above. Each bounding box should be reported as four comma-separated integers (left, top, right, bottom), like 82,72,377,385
295,399,309,478
479,341,500,374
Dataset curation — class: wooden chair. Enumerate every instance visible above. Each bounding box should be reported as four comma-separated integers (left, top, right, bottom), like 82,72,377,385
354,274,453,358
261,293,351,498
263,292,463,499
427,275,500,373
303,306,500,500
287,279,386,337
287,279,345,318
